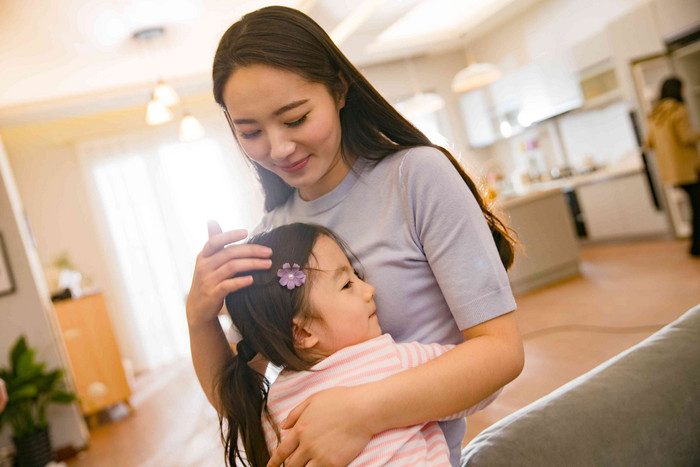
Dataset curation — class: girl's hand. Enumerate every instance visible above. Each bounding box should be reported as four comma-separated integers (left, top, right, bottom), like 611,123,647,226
186,220,273,329
266,386,375,467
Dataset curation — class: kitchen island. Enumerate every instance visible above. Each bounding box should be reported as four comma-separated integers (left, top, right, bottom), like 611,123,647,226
498,188,580,295
495,158,669,295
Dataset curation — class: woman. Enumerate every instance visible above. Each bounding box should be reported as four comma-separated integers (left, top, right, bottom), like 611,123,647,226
646,77,700,257
187,6,524,466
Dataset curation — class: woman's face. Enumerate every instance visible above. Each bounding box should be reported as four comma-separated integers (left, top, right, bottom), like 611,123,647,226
222,64,349,201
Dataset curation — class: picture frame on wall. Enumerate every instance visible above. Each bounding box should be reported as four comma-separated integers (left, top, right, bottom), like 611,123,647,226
0,232,16,297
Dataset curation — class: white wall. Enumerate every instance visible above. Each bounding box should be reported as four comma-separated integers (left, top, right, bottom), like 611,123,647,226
0,95,259,372
362,50,474,162
358,0,669,173
0,136,89,451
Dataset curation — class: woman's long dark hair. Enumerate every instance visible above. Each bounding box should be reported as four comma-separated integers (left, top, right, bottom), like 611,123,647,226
212,6,515,269
659,77,683,103
217,223,356,467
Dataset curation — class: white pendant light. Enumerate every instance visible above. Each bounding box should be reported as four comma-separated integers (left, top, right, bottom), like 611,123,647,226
396,92,445,118
146,96,173,125
452,54,501,93
396,59,446,118
153,80,180,107
179,112,205,142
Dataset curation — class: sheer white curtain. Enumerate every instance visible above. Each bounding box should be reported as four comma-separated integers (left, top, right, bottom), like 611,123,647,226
78,129,263,371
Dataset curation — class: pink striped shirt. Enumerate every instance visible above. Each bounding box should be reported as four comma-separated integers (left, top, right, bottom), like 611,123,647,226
262,334,497,466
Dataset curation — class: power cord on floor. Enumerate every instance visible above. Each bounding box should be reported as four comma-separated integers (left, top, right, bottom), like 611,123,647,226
521,323,667,341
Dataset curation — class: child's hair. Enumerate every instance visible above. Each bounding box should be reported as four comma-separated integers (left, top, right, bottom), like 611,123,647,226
212,6,516,270
217,223,359,467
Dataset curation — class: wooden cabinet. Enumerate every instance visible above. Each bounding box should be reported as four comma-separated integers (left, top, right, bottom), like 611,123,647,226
53,294,131,416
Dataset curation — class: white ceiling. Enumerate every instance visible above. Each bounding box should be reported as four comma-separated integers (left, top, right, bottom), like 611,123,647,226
0,0,544,123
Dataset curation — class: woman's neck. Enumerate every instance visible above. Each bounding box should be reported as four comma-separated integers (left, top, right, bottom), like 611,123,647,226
298,153,358,201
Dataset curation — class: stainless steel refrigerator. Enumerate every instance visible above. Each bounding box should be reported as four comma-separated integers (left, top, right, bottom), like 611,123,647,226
630,26,700,238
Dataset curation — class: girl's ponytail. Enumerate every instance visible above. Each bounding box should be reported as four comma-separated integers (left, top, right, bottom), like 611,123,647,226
217,348,270,467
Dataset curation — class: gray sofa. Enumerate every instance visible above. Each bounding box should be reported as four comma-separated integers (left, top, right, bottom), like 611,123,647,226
461,304,700,467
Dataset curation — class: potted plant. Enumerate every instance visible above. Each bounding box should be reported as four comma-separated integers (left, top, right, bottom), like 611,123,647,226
0,336,77,467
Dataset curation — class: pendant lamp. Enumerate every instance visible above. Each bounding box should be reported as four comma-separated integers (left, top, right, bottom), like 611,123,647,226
146,95,173,125
153,80,180,107
396,59,446,118
452,54,501,93
179,112,205,142
396,92,445,117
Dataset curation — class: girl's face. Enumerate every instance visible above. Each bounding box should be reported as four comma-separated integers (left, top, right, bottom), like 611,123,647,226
300,235,381,358
222,64,350,201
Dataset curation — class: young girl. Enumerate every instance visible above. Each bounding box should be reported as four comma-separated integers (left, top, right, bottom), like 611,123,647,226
218,223,498,467
187,6,523,466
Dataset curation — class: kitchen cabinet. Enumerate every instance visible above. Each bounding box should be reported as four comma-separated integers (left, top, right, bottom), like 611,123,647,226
53,293,132,417
460,59,583,148
574,171,668,240
460,89,497,148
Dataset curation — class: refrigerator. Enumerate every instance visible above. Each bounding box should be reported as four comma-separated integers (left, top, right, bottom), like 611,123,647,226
630,26,700,238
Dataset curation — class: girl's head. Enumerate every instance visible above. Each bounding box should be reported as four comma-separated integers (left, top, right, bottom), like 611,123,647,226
225,223,379,366
218,223,378,466
660,77,683,103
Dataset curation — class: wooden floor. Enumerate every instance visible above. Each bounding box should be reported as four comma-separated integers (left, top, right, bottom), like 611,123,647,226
67,239,700,466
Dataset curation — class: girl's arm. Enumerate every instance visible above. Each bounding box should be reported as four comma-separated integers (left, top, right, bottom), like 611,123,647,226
267,311,523,467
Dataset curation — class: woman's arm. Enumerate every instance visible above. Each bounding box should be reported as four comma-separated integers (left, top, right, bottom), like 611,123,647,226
267,311,523,467
365,312,522,430
674,108,700,145
188,316,235,411
187,221,272,410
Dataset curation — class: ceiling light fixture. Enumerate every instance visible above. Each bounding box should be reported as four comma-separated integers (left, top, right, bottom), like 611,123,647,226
146,95,174,125
396,59,446,118
330,0,384,46
153,80,180,107
133,26,204,140
452,53,501,93
179,111,205,142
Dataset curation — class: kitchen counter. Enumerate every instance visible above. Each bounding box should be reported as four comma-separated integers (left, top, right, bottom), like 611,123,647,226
499,162,645,209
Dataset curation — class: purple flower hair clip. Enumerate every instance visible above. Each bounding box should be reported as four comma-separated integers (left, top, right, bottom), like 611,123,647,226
277,263,306,290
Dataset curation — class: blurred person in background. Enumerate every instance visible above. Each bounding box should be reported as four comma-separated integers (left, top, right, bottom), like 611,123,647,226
646,77,700,257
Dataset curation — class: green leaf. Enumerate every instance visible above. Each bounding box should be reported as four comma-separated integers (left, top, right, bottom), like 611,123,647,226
36,369,63,392
9,384,38,400
50,391,77,403
10,336,29,372
16,350,38,378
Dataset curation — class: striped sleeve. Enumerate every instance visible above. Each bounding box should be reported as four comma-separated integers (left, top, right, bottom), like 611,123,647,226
394,341,455,369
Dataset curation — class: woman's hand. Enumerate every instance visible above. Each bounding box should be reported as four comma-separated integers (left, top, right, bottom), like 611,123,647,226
186,220,273,329
0,378,7,413
267,386,375,467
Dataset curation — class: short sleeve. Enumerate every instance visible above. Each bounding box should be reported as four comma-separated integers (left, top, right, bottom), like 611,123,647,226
398,147,516,330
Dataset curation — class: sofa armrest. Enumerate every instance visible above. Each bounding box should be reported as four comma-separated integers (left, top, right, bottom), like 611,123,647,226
461,304,700,467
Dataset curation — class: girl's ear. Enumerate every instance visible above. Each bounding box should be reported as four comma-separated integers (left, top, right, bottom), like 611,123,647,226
292,317,319,350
